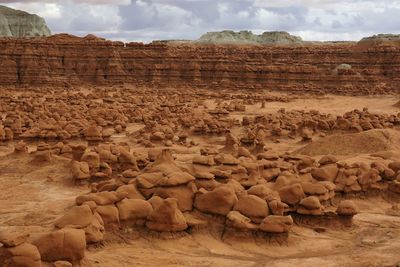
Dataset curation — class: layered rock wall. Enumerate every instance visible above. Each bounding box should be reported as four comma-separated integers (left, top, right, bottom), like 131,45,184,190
0,34,399,95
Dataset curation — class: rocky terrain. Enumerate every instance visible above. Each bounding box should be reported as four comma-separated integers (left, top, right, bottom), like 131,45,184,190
0,5,51,37
197,30,303,45
0,34,399,95
0,30,399,266
0,85,398,266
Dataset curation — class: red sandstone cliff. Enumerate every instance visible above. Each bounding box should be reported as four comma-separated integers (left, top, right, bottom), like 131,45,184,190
0,34,399,95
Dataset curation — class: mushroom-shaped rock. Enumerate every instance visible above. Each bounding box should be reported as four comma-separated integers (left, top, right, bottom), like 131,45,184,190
337,200,358,216
33,228,86,262
116,199,153,221
297,196,323,215
14,140,28,154
259,215,293,233
146,198,188,232
233,195,269,222
194,185,238,216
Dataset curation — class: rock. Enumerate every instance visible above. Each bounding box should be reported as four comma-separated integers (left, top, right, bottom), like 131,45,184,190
0,242,41,267
318,155,338,165
194,185,238,215
116,184,145,200
159,171,195,186
154,182,197,212
33,228,86,262
300,196,321,209
192,155,215,166
81,151,100,173
55,205,93,229
116,199,153,221
0,5,51,37
247,184,280,202
337,200,358,216
259,215,293,233
96,205,120,225
146,198,188,232
0,230,29,247
389,180,400,193
311,164,339,182
197,30,303,45
76,191,126,206
278,183,305,205
83,125,102,141
53,261,73,267
71,161,90,181
297,196,323,215
268,200,288,216
233,195,269,222
226,211,257,230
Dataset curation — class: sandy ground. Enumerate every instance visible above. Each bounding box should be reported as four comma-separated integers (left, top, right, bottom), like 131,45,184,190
1,94,400,267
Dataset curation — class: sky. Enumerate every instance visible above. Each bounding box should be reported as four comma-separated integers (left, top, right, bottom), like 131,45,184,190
1,0,400,42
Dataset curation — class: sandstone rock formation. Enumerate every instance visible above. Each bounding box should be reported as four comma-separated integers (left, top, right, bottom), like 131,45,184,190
197,30,303,45
0,5,51,37
0,34,398,95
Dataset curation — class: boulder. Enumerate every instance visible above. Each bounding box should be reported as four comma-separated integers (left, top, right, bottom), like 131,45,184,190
259,215,293,233
33,228,86,262
278,183,305,205
233,195,269,222
116,199,153,221
0,243,41,267
337,200,358,216
146,198,188,232
154,182,197,212
226,211,257,230
194,185,238,215
311,164,339,182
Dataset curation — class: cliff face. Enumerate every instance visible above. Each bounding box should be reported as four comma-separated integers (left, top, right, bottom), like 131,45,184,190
0,34,399,95
0,5,51,37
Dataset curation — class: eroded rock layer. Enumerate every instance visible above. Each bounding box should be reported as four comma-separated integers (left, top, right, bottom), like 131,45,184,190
0,34,400,95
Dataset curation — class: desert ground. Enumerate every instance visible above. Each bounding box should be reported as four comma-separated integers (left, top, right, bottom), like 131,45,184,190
0,86,399,267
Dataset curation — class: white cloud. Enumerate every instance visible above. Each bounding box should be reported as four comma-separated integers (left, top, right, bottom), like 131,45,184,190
1,0,400,41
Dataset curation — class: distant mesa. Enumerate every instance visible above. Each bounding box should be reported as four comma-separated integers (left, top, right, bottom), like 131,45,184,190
0,5,51,37
357,34,400,47
196,30,303,45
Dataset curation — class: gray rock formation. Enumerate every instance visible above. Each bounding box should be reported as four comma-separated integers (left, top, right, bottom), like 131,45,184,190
197,30,303,45
0,5,51,37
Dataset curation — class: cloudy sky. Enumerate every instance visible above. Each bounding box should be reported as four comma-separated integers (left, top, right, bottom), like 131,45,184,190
1,0,400,42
